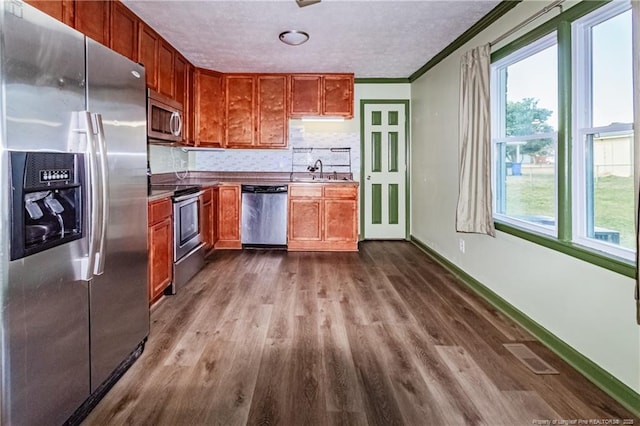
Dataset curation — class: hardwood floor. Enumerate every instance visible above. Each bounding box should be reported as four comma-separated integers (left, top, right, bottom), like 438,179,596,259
83,241,638,425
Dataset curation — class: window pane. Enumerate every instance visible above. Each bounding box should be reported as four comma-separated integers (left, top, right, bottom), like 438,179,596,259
592,10,632,127
505,44,558,134
495,139,556,230
584,131,634,249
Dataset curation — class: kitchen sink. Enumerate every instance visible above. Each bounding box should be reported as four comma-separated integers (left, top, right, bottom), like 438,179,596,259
290,176,352,183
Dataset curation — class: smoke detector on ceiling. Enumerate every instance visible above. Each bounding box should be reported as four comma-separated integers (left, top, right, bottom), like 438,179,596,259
296,0,321,7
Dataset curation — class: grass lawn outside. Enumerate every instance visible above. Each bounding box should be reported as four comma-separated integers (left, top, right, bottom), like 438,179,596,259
502,164,635,249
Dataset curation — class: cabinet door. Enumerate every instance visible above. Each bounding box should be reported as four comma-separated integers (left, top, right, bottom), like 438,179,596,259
201,201,213,249
25,0,73,25
212,187,219,245
324,199,358,242
74,0,110,46
138,23,158,90
185,64,196,145
200,187,215,249
290,75,321,117
148,218,172,303
158,39,175,98
289,198,323,241
174,54,188,109
225,75,255,147
256,75,288,148
174,54,188,144
195,69,224,147
216,185,241,248
323,74,354,118
110,1,138,61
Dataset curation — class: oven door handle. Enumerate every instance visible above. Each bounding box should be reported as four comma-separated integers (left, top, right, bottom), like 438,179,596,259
173,190,204,202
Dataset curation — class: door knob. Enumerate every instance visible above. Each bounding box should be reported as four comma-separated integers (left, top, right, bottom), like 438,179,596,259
367,175,371,180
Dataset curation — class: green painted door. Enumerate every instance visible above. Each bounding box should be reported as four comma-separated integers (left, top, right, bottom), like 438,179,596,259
363,103,407,239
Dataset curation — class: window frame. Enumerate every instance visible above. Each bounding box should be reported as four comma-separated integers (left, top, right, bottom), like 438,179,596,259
491,32,559,238
571,2,635,261
489,0,636,278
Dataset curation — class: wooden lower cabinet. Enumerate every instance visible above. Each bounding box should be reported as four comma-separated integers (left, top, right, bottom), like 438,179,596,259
148,197,173,304
215,184,241,249
288,183,358,251
200,186,218,249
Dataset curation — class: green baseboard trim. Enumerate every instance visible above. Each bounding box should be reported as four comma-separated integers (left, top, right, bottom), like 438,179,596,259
410,235,640,418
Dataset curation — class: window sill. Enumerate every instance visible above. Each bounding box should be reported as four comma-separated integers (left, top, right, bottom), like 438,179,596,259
494,221,636,279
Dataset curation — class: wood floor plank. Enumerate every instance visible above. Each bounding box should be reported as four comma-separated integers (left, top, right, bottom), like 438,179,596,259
203,304,273,425
82,242,638,425
318,298,365,414
245,338,293,425
345,324,405,426
435,345,524,424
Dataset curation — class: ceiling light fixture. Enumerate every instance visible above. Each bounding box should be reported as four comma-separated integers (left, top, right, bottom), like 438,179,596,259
279,30,309,46
296,0,321,7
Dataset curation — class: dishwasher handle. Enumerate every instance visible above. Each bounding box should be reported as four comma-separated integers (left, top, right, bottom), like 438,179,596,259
241,185,288,194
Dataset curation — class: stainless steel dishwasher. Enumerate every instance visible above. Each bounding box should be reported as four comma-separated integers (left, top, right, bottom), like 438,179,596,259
241,184,288,248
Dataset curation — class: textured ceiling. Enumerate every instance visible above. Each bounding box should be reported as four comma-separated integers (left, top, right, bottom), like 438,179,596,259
122,0,502,78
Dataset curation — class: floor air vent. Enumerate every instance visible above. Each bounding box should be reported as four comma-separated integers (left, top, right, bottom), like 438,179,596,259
503,343,559,375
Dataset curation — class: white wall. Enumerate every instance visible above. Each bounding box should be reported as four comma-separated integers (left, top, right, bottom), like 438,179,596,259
410,0,640,394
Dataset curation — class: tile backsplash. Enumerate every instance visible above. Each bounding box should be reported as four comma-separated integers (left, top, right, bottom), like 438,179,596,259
190,123,361,180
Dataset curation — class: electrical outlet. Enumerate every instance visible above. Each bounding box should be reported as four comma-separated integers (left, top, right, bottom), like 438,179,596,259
458,238,465,253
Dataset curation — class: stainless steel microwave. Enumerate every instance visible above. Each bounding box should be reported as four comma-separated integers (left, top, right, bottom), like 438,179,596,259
147,89,183,142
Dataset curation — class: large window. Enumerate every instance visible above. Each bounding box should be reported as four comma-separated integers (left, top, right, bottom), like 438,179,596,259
492,34,558,236
491,0,635,267
573,3,634,259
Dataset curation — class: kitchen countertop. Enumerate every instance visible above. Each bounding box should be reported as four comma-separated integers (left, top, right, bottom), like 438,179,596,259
149,172,358,201
147,188,175,202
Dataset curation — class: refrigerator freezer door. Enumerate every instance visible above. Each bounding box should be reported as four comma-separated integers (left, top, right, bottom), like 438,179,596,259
3,1,86,151
2,3,91,424
85,39,149,391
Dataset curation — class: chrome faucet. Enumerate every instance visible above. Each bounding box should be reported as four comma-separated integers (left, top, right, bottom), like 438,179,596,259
307,159,324,179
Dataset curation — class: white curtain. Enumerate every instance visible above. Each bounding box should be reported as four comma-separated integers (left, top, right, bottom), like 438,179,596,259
455,44,495,237
632,0,639,325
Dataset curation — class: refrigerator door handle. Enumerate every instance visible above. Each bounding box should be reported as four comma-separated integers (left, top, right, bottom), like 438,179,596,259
92,113,110,276
71,111,99,281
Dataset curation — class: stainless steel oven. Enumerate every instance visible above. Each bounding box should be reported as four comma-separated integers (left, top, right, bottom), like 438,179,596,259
155,186,206,295
173,190,202,260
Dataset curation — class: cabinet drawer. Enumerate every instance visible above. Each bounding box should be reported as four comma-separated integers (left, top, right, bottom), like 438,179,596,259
323,184,357,199
148,198,172,225
289,185,323,198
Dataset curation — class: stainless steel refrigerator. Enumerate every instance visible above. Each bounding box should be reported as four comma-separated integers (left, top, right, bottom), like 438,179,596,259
0,2,150,424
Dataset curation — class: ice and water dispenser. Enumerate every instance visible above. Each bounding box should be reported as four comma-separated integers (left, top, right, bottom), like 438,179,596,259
10,152,84,260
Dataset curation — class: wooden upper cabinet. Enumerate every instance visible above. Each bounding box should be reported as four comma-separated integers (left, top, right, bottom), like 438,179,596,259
157,39,175,98
74,0,110,46
290,74,354,118
225,75,255,148
110,1,138,62
256,75,288,148
138,23,159,91
290,75,322,117
323,74,354,118
194,68,224,147
174,54,187,107
185,64,196,145
25,0,74,26
173,54,188,143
